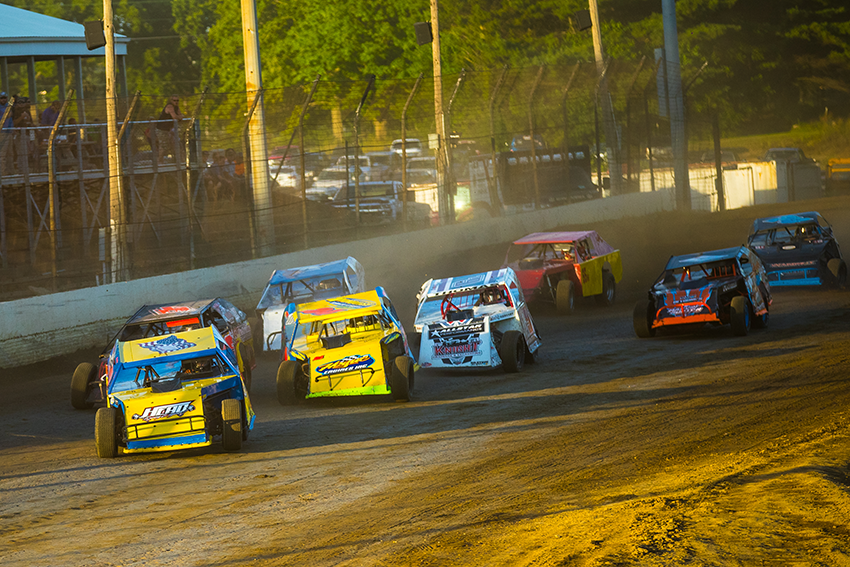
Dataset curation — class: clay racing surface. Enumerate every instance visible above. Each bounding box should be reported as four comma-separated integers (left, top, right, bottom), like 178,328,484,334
2,198,850,566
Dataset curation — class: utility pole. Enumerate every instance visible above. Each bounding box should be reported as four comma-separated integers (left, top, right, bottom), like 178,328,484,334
241,0,274,255
430,0,451,224
588,0,622,195
662,0,689,209
104,0,125,282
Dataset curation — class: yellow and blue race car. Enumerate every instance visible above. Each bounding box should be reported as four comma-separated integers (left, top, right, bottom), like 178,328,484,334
276,288,416,404
94,326,255,458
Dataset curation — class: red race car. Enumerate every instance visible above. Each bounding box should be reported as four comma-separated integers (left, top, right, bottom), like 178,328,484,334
504,231,623,314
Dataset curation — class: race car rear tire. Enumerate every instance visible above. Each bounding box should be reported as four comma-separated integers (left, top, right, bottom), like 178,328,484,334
391,356,413,402
276,361,302,406
827,258,847,288
71,362,96,410
500,330,526,373
95,407,118,458
595,272,616,306
633,300,656,338
239,344,252,393
730,296,751,336
555,280,575,315
221,398,243,452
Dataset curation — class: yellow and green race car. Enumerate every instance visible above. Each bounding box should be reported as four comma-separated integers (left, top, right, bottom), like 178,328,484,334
94,326,255,458
276,288,416,404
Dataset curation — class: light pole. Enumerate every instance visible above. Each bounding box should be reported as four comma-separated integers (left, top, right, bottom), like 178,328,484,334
104,0,125,282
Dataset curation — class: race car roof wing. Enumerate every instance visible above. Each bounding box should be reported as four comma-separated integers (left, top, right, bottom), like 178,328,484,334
750,212,824,234
420,269,517,299
293,289,383,324
117,326,231,368
267,257,361,286
665,246,744,270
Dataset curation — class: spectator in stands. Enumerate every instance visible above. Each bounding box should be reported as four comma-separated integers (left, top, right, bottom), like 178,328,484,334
156,95,184,162
40,100,62,127
12,97,38,171
206,150,235,202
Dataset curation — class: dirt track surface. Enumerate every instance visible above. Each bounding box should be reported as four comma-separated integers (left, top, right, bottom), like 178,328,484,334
2,197,850,566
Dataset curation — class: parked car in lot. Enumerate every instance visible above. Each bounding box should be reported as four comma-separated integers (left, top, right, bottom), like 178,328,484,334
71,299,256,410
307,165,363,201
275,288,416,404
331,181,432,226
391,138,424,157
747,211,846,288
503,231,623,314
94,326,254,458
763,147,816,164
334,154,390,181
412,268,541,373
255,257,366,352
633,246,772,338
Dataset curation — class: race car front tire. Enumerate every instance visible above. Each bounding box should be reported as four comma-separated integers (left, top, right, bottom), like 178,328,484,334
239,344,252,393
276,360,302,406
827,258,847,288
556,280,575,315
71,362,96,410
391,356,414,402
95,407,118,458
408,332,422,359
633,300,656,338
500,330,526,373
730,296,751,336
595,272,616,306
221,398,243,452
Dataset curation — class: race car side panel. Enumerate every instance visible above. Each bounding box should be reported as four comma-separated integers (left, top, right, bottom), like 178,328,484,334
419,318,495,368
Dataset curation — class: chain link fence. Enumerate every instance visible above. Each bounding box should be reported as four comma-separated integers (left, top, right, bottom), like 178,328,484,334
0,60,771,301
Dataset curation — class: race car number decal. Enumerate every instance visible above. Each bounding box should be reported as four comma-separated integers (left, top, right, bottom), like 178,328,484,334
139,335,196,354
317,354,375,376
132,401,196,422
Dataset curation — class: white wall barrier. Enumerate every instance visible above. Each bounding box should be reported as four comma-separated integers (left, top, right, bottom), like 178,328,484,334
0,190,674,369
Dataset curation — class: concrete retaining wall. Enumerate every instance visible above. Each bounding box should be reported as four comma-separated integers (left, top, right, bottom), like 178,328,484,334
0,190,674,369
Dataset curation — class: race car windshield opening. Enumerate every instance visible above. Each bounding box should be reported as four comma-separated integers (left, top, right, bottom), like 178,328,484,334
111,356,228,393
508,243,574,265
417,286,512,321
656,260,739,290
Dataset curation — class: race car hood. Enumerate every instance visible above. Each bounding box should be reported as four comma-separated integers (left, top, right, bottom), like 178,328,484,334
112,374,245,451
651,279,733,325
418,316,502,369
303,330,390,398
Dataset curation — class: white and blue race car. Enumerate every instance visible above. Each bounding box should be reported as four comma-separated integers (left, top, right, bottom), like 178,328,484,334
412,268,541,372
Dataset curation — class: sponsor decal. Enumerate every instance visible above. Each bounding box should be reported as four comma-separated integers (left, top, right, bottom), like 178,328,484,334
132,401,196,422
316,354,375,376
327,298,375,309
434,338,481,357
428,321,484,339
152,305,193,315
667,287,711,306
772,261,818,268
449,273,487,289
139,335,196,354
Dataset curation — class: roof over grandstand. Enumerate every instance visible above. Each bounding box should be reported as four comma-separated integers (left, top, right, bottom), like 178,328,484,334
0,3,128,61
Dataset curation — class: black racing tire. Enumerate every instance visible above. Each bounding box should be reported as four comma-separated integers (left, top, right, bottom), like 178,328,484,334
239,344,252,393
95,407,118,458
827,258,847,289
730,295,751,337
595,272,616,306
633,300,656,338
276,360,302,406
555,279,576,315
391,355,413,402
500,330,526,373
71,362,96,410
221,398,243,452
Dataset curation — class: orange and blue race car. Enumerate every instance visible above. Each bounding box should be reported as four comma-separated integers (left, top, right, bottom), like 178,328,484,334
275,288,416,404
504,231,623,314
71,298,256,410
634,246,772,338
94,326,255,458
